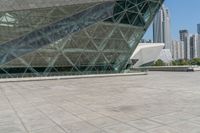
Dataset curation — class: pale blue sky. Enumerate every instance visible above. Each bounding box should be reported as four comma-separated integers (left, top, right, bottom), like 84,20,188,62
144,0,200,40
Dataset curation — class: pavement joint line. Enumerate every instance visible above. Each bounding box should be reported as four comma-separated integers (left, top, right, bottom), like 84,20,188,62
0,88,30,133
44,97,111,132
56,95,147,132
13,86,70,133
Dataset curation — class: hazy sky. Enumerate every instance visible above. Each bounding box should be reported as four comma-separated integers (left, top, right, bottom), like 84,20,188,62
144,0,200,40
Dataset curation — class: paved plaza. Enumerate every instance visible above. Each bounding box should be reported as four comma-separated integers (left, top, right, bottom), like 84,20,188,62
1,72,200,133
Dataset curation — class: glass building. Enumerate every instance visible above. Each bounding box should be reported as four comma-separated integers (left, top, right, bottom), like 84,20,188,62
0,0,163,78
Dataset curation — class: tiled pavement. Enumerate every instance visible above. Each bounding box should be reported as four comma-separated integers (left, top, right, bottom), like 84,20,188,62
0,72,200,133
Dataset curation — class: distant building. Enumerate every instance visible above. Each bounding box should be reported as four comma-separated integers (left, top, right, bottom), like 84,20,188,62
179,30,190,60
190,34,199,59
197,24,200,35
171,40,180,60
179,30,189,41
198,35,200,58
190,34,200,59
153,5,171,49
180,41,185,59
171,40,184,60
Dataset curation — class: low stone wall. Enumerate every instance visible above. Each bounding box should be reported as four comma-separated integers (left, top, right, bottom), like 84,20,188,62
131,66,200,72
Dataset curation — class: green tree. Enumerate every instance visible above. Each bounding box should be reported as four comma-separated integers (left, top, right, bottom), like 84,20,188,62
189,58,200,65
172,59,189,66
172,60,178,66
153,59,166,66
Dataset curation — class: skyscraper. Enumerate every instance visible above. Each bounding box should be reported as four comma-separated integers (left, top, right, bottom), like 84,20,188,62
153,5,171,49
171,40,184,60
171,40,179,60
180,41,185,59
180,30,189,41
197,24,200,34
179,30,190,60
190,34,199,59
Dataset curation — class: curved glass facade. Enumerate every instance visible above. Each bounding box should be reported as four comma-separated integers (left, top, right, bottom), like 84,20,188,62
0,0,164,78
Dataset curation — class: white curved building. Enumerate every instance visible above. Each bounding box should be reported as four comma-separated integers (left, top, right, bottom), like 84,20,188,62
158,49,173,63
131,43,165,67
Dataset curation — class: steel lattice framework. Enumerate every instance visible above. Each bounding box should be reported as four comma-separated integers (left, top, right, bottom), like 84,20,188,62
0,0,164,78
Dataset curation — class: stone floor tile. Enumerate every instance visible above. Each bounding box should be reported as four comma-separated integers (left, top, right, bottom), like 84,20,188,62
103,123,144,133
147,126,180,133
61,121,102,133
88,117,120,128
127,119,162,130
168,122,200,133
30,126,65,133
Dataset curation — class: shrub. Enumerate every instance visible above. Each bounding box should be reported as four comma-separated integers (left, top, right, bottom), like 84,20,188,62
189,58,200,65
153,59,166,66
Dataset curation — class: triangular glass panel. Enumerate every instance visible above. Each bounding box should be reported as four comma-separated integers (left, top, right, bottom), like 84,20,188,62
95,53,108,66
85,24,98,37
85,40,98,51
63,52,81,65
133,15,145,26
63,37,79,49
127,12,138,24
110,28,124,39
120,13,130,24
0,67,13,78
54,55,72,68
128,5,139,13
148,1,159,13
114,2,126,14
93,24,112,39
92,38,104,49
126,0,138,9
113,12,125,23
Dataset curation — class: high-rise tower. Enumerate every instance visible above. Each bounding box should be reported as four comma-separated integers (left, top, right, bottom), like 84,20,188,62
179,30,190,60
190,34,199,59
153,5,171,49
197,24,200,34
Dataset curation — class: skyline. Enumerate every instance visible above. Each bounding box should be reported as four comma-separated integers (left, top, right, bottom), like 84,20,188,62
144,0,200,40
